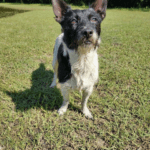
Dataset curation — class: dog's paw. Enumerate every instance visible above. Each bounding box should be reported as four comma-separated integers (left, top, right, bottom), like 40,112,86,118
82,108,93,119
58,107,67,116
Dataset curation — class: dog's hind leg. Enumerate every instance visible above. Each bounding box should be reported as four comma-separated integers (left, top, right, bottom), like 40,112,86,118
50,61,58,88
50,33,64,88
81,86,93,119
58,84,70,115
50,75,57,88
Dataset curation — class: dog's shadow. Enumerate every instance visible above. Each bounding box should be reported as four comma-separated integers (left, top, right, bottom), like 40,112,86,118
6,63,62,112
6,63,80,112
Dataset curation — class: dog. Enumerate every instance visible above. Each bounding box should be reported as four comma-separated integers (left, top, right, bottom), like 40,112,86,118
50,0,107,119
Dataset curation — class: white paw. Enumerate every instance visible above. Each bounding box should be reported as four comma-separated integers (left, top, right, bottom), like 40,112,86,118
82,108,93,119
58,107,67,116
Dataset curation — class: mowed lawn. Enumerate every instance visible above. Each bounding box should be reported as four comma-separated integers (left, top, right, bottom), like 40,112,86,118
0,3,150,149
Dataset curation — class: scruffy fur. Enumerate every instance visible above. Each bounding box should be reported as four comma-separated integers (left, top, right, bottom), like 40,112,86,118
50,0,107,119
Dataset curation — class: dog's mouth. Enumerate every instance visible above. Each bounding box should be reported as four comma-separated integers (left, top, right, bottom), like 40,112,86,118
69,38,96,49
81,37,94,46
84,40,92,44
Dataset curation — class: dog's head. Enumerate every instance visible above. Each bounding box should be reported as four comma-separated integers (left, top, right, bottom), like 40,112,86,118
52,0,107,51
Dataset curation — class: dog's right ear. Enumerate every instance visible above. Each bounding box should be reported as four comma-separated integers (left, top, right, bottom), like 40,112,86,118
52,0,69,23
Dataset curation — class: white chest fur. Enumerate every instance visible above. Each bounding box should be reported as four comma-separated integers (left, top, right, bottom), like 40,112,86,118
66,48,99,90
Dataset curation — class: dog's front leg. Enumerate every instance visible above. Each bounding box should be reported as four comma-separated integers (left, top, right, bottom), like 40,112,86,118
82,86,93,119
58,85,70,115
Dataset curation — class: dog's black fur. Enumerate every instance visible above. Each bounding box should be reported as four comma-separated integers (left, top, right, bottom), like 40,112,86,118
57,44,72,83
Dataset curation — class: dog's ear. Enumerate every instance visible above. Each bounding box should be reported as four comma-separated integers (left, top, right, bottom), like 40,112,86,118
91,0,107,20
52,0,69,23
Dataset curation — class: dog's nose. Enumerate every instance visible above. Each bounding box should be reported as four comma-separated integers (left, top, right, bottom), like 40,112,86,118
84,29,93,38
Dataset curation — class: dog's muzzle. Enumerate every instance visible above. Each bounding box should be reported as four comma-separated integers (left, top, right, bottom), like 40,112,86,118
78,29,98,46
83,29,93,44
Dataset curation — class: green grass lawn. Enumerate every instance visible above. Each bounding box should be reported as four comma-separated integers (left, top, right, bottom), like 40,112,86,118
0,3,150,149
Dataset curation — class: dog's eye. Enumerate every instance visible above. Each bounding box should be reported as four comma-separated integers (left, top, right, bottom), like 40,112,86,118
90,17,98,23
71,19,77,24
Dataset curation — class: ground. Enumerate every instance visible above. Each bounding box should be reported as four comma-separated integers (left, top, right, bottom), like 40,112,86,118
0,3,150,149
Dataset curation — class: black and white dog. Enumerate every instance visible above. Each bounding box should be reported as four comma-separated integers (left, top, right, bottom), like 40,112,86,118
50,0,107,119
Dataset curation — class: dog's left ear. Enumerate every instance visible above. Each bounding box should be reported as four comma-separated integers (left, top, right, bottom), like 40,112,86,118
91,0,107,20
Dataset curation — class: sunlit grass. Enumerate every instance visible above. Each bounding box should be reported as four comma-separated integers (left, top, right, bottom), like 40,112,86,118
0,3,150,149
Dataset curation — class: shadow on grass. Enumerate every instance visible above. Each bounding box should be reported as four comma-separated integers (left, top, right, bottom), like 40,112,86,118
6,63,64,112
0,6,30,18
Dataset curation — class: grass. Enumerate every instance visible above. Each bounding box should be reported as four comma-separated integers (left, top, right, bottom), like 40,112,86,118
0,3,150,149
